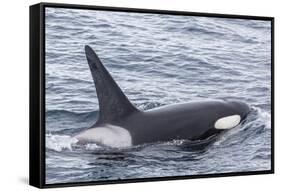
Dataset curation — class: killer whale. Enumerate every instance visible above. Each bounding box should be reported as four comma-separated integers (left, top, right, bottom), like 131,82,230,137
75,45,250,147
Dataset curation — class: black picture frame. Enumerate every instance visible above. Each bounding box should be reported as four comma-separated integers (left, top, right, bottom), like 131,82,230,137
29,2,275,188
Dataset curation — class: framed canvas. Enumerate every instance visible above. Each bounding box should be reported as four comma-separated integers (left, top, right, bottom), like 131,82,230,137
29,2,274,188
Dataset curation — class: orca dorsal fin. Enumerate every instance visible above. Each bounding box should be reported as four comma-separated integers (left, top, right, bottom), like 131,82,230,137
85,45,139,124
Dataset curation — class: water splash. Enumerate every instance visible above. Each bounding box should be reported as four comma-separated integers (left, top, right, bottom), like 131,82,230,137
85,143,101,150
46,134,78,152
252,106,271,129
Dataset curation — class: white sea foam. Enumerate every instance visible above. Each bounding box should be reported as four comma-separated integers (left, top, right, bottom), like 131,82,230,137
46,134,78,152
85,143,101,150
164,139,186,146
253,106,271,129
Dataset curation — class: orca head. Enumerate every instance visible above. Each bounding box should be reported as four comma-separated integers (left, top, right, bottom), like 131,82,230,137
228,101,250,120
213,101,250,130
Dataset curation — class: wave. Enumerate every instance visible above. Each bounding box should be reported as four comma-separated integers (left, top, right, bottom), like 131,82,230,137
186,26,226,37
252,106,271,129
46,134,79,152
46,110,98,121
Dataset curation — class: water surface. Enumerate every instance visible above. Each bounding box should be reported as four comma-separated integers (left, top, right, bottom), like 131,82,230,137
45,8,271,184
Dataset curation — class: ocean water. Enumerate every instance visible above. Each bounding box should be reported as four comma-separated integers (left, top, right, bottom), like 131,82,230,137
45,8,272,184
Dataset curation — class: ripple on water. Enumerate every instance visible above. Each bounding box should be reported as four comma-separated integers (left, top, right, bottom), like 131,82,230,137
45,7,271,184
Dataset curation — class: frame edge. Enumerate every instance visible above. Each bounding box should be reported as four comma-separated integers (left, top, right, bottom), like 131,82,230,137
29,3,44,188
30,2,275,188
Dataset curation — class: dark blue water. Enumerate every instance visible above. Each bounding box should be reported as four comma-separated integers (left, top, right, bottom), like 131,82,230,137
45,8,271,184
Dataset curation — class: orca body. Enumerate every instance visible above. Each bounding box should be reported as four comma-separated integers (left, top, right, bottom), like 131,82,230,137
75,45,250,147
